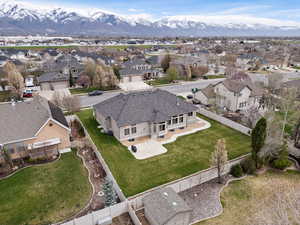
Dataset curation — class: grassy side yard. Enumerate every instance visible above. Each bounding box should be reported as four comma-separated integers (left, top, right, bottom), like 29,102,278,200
0,149,92,225
198,170,300,225
0,91,12,102
77,109,251,197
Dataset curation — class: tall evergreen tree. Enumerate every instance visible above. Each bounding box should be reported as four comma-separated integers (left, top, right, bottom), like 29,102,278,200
161,54,171,72
251,117,267,168
102,177,117,207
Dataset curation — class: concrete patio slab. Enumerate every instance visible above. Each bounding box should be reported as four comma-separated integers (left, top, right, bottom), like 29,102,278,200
125,118,211,160
127,140,167,160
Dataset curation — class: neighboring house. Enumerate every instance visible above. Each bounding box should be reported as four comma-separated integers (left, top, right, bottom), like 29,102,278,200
119,59,161,83
214,79,262,111
0,96,70,164
93,89,198,141
143,187,192,225
170,56,206,78
195,84,216,105
37,72,69,91
236,54,268,71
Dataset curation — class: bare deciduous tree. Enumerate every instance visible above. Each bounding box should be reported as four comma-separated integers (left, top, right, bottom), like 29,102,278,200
210,138,228,183
191,66,209,78
4,62,24,96
62,95,80,113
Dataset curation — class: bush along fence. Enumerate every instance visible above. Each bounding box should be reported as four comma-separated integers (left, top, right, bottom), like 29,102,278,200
198,108,252,136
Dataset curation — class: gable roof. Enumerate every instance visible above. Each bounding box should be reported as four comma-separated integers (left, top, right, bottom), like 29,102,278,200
220,79,252,93
0,96,68,145
200,85,216,98
143,187,191,225
37,72,69,83
94,89,197,127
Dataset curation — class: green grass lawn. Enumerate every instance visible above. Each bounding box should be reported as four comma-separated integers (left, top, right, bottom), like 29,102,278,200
77,109,251,197
198,170,300,225
147,78,171,86
205,75,226,79
0,149,92,225
69,86,117,95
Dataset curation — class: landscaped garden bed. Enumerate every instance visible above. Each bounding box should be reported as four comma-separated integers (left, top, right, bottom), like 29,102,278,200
0,149,92,225
77,109,251,197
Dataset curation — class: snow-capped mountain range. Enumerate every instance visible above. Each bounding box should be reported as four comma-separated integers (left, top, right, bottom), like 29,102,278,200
1,1,300,37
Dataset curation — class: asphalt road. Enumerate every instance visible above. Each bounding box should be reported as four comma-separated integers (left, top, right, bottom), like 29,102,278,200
79,78,225,108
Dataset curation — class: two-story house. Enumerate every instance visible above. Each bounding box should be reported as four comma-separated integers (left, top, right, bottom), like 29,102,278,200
119,59,161,83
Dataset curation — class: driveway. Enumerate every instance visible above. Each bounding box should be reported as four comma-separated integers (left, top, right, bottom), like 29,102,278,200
119,81,152,91
39,88,71,101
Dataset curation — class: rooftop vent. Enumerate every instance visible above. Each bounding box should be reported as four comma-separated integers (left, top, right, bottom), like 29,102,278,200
172,202,177,206
163,192,168,197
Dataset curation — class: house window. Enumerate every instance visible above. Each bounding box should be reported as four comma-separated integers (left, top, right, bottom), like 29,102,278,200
172,117,178,124
188,112,193,117
168,120,171,125
159,123,166,131
124,128,130,136
131,127,137,134
179,116,184,123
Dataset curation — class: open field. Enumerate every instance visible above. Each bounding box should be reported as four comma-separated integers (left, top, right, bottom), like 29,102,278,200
0,150,92,225
198,170,300,225
77,109,251,196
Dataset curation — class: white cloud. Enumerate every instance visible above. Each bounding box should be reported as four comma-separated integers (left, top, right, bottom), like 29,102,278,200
128,8,139,12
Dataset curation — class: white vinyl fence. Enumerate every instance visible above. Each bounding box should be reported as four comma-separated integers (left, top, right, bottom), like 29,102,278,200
61,201,128,225
128,154,250,210
75,115,126,202
198,108,252,136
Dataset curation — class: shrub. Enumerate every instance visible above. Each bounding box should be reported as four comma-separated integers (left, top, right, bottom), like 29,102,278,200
271,158,292,170
230,164,244,177
241,157,256,174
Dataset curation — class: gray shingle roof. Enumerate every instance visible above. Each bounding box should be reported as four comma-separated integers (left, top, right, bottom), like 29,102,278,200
201,85,216,98
37,72,69,83
94,89,197,127
143,187,192,225
0,96,68,145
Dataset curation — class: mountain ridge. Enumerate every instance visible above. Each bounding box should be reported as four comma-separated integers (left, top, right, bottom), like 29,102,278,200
1,1,300,37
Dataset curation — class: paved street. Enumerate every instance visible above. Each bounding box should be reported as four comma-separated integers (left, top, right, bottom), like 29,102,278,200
79,78,224,108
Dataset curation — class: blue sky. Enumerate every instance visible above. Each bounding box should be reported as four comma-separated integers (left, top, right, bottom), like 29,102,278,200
28,0,300,21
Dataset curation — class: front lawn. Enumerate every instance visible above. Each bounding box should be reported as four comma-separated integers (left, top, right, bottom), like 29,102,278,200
78,109,251,197
70,86,117,95
0,149,92,225
147,78,171,86
198,170,300,225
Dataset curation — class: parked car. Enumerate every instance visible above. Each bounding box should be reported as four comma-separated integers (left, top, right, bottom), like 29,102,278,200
23,89,33,98
192,99,201,104
187,95,194,99
88,90,103,96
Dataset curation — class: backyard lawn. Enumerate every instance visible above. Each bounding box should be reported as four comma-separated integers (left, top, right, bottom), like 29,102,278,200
198,170,300,225
0,149,92,225
77,109,251,197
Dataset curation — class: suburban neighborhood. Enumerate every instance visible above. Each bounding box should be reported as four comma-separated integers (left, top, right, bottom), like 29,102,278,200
1,1,300,225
